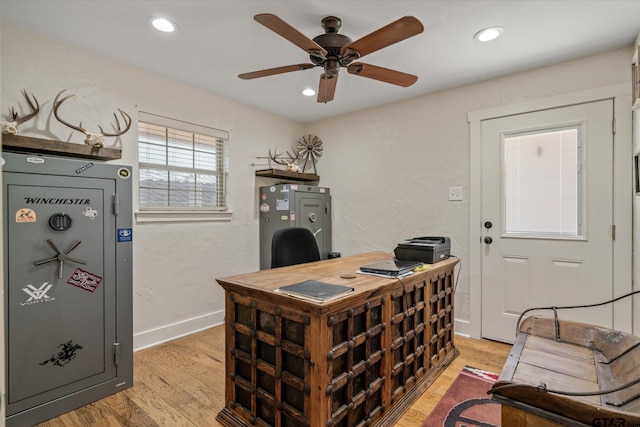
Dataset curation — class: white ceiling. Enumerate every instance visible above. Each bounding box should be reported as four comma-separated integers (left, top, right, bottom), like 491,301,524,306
1,1,640,123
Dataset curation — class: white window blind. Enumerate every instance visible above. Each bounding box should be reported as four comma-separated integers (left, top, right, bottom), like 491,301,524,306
137,112,229,212
503,126,581,237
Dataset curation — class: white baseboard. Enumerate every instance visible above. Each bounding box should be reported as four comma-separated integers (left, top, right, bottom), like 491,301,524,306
454,318,475,339
133,310,225,351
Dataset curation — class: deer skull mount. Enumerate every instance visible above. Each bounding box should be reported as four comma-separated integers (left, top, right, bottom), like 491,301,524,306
1,90,40,135
268,147,302,172
53,89,132,148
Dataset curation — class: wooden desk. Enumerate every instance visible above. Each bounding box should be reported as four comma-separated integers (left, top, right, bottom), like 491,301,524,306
216,252,459,427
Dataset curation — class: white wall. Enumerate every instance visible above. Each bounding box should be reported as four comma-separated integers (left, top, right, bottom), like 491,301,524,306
305,47,632,335
0,25,304,350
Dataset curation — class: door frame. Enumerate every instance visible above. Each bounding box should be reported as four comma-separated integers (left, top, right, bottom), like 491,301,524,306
466,84,632,339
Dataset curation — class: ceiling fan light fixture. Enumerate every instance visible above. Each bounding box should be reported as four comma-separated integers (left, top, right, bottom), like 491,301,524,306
474,26,504,42
150,17,177,33
302,88,316,96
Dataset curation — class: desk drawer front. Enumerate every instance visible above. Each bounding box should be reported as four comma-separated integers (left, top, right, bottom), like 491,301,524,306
429,271,455,367
228,293,311,427
327,296,386,426
390,278,429,403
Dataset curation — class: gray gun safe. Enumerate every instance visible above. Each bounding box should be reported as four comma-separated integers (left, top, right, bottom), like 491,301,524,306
259,184,331,269
2,152,133,426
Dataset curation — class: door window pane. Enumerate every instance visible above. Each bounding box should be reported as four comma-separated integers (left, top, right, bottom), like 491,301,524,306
504,127,581,236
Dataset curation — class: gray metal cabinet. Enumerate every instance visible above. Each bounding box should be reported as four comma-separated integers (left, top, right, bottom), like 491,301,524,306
259,184,331,269
2,152,133,426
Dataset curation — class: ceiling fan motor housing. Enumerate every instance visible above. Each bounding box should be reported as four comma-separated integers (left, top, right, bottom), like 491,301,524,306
312,16,356,73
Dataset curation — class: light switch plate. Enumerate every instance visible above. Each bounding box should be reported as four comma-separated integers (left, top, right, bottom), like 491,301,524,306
449,186,463,201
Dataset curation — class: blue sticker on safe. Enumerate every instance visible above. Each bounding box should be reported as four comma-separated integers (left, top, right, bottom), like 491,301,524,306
276,198,289,210
117,228,132,242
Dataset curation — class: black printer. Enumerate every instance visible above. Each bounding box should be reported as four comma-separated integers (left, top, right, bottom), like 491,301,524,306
394,236,451,264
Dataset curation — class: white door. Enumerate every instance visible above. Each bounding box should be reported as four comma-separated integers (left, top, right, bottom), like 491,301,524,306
481,100,614,343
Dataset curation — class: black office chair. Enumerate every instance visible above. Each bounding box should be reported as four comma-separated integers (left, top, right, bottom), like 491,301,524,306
271,227,321,268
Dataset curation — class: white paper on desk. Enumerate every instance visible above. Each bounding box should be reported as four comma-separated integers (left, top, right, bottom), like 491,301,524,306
355,270,414,279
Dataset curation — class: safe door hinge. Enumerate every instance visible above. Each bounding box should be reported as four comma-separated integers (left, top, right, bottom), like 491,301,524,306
612,224,616,240
112,194,119,215
612,118,616,135
113,342,121,366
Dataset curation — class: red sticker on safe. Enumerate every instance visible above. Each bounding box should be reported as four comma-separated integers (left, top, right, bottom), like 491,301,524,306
67,268,103,293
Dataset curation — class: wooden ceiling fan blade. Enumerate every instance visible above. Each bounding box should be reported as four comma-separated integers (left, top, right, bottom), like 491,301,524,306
317,73,338,103
347,63,418,87
254,14,328,57
341,16,423,59
238,63,315,79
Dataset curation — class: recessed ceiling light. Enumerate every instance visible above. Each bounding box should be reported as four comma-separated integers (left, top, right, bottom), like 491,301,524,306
474,26,504,42
302,88,316,97
151,17,176,33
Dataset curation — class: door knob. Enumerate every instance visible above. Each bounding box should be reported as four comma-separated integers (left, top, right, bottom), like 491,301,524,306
484,236,493,244
484,221,493,229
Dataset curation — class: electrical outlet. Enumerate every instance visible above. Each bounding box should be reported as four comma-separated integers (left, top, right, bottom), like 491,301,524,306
449,186,463,201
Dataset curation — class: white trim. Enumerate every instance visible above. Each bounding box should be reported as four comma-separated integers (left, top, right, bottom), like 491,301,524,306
454,318,471,338
634,111,640,336
468,83,632,339
469,119,483,339
138,111,229,140
135,210,233,223
468,84,630,122
133,310,225,351
613,93,633,334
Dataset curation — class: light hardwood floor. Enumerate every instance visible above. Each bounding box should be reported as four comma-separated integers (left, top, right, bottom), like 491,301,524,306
36,326,512,427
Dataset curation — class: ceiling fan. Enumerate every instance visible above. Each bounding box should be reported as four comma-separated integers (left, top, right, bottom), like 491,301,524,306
238,14,424,103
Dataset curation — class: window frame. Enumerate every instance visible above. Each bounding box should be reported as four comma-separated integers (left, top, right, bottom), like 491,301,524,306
135,111,232,223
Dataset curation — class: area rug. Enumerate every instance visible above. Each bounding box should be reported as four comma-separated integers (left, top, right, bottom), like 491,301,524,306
422,365,501,427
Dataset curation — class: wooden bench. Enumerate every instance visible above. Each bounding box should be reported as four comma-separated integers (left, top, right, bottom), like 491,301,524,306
490,316,640,426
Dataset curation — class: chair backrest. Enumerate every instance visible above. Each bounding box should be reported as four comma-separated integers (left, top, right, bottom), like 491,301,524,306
271,227,321,268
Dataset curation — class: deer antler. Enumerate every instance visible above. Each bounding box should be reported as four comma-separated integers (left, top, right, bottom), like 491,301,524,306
2,90,40,134
53,90,88,135
99,109,132,137
11,90,40,125
269,148,300,166
53,89,131,147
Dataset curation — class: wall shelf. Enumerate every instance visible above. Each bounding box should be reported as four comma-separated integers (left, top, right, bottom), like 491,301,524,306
1,133,122,161
255,168,319,182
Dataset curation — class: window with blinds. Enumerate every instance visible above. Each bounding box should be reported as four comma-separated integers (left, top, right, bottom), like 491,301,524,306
138,112,228,211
